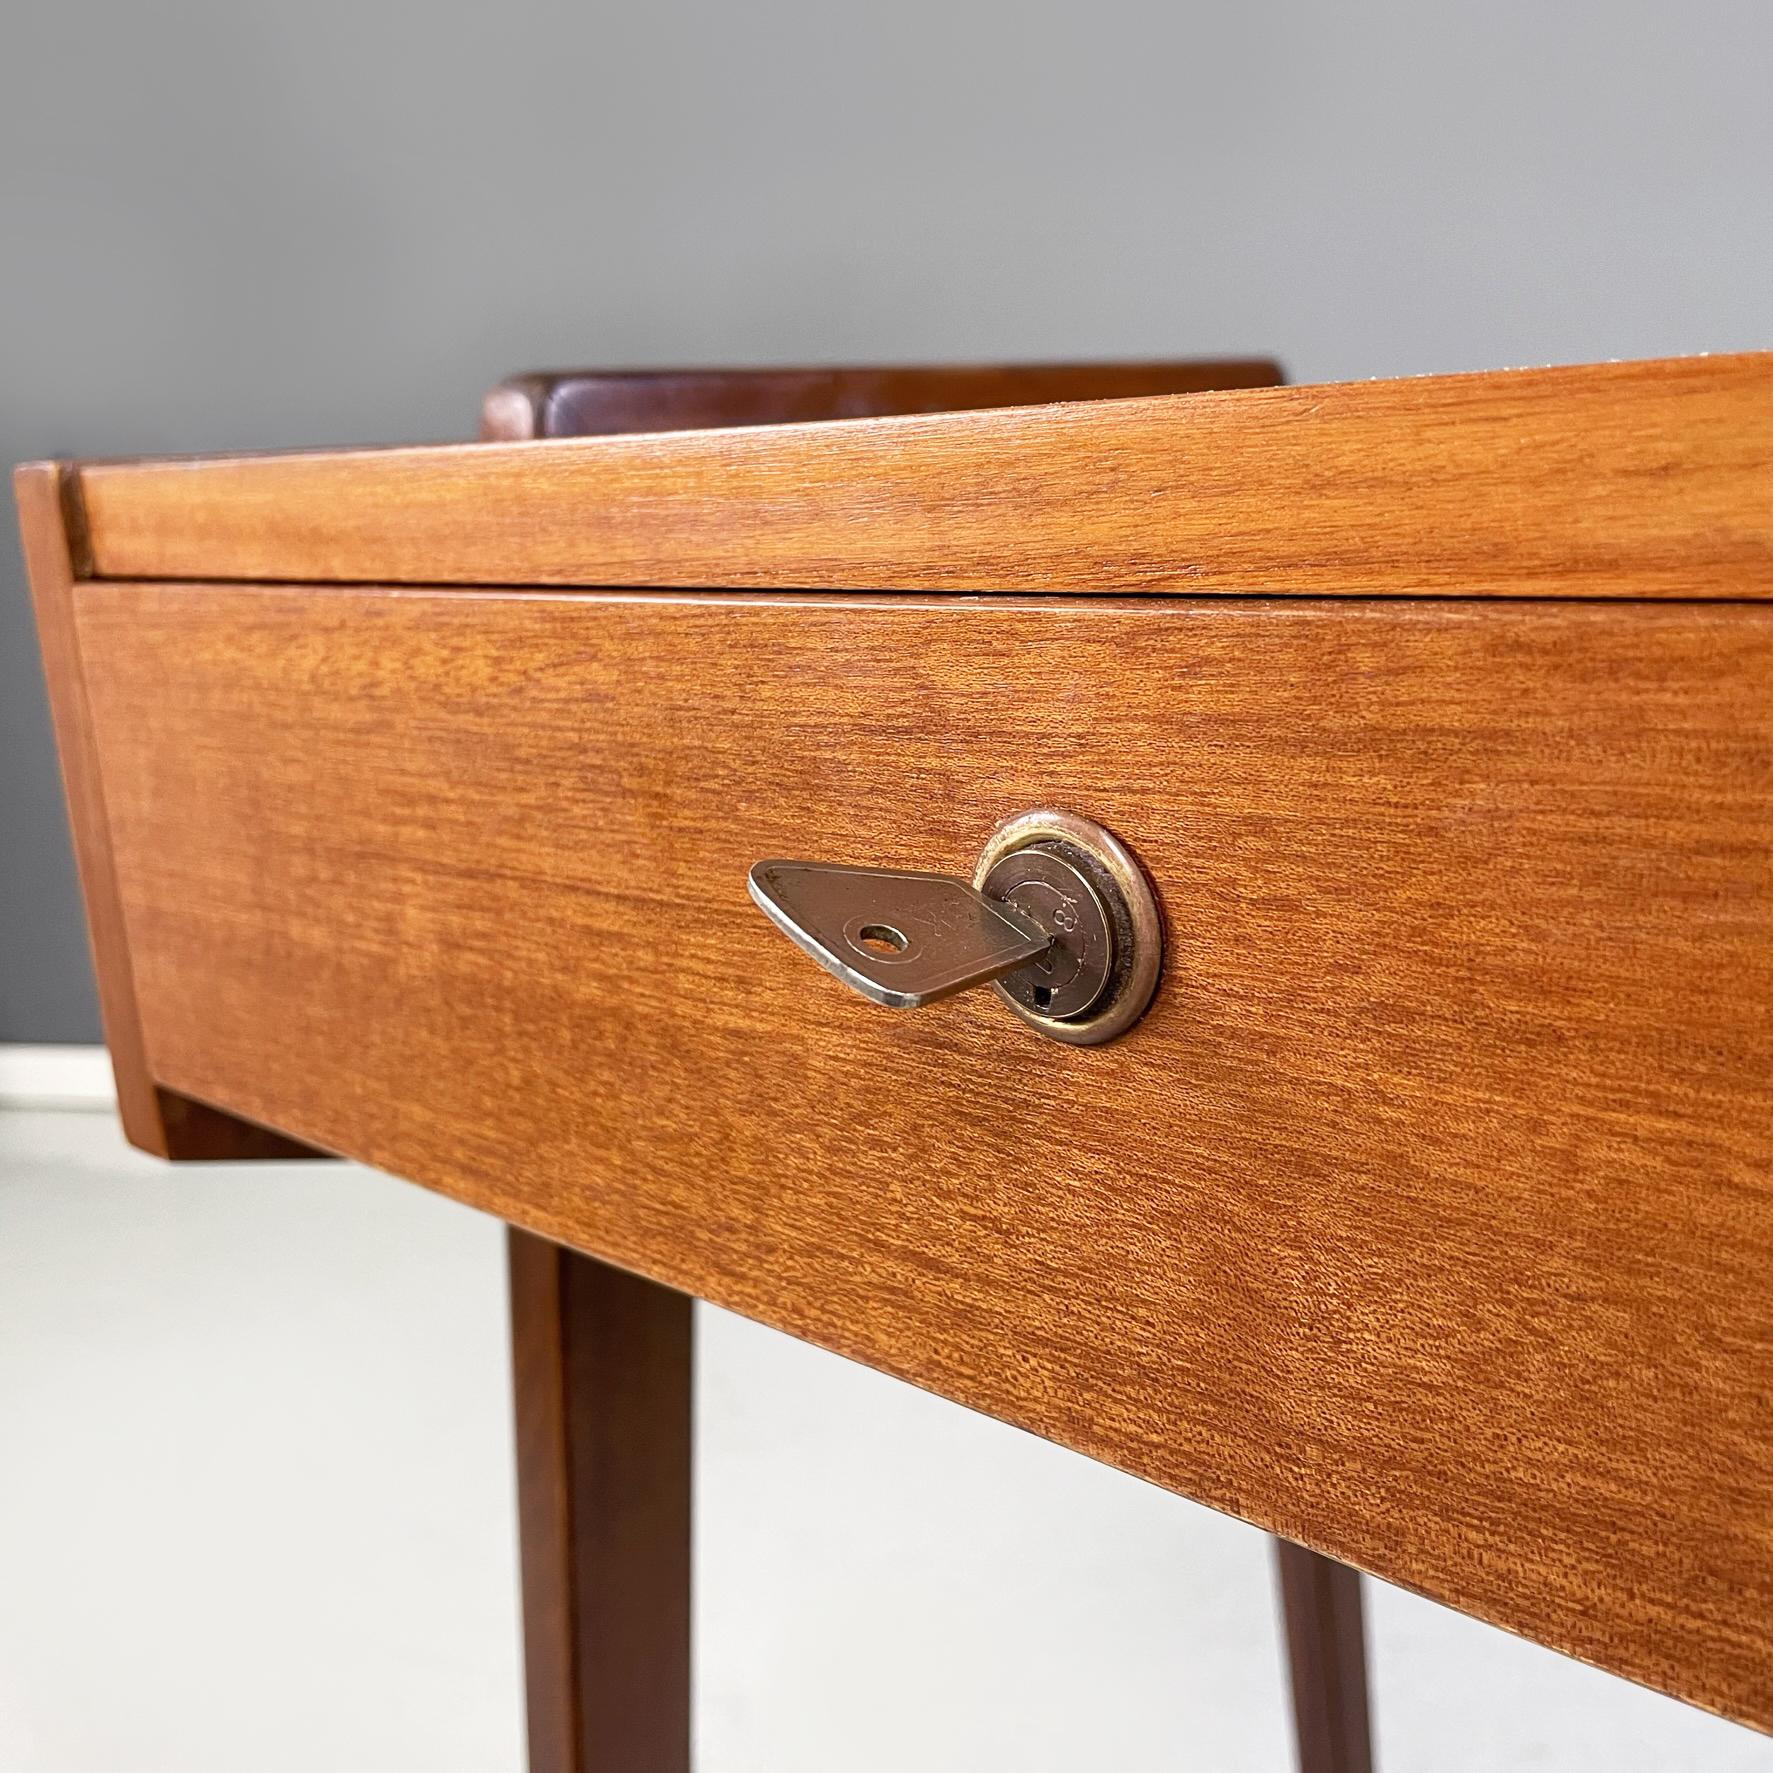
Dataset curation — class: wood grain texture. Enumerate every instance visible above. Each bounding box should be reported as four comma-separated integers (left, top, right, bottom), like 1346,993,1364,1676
508,1230,692,1773
15,463,160,1146
1276,1541,1374,1773
12,465,318,1159
479,359,1285,441
78,354,1770,599
69,582,1772,1723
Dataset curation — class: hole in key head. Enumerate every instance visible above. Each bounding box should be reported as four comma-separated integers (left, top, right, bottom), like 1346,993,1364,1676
1031,984,1054,1011
856,923,909,955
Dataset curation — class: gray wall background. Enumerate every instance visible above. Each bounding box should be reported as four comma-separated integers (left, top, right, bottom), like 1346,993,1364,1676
2,0,1768,1041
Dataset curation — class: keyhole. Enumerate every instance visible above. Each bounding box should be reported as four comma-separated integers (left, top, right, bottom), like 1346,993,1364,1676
1031,985,1054,1010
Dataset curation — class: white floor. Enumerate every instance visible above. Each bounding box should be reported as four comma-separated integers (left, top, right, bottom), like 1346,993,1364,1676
0,1107,1763,1773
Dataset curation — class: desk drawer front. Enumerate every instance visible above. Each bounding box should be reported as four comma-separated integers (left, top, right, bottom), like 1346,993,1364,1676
72,582,1772,1723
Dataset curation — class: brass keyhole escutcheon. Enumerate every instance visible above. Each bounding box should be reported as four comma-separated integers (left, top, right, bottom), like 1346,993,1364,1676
972,810,1163,1046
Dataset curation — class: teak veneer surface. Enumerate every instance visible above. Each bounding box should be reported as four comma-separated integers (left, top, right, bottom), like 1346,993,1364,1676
13,465,320,1159
17,466,166,1150
76,354,1770,598
69,582,1773,1726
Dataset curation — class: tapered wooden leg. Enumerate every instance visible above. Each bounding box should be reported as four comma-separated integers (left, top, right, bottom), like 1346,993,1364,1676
1274,1539,1375,1773
508,1229,693,1773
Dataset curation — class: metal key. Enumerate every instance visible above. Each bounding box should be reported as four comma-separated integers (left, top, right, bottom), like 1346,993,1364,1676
747,810,1162,1046
747,861,1052,1008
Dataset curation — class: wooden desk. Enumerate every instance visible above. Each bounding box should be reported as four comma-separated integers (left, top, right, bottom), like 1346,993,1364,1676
18,353,1771,1766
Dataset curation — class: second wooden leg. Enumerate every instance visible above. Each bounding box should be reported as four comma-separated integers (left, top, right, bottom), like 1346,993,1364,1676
508,1229,693,1773
1274,1538,1375,1773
